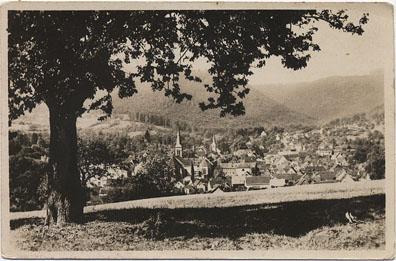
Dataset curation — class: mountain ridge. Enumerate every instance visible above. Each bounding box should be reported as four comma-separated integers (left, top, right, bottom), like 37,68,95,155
112,77,316,129
253,71,384,123
11,72,383,132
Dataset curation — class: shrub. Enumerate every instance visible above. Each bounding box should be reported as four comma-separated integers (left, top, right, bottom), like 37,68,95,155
135,211,174,240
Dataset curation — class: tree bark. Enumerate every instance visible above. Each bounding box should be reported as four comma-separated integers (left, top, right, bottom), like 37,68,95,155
46,108,84,225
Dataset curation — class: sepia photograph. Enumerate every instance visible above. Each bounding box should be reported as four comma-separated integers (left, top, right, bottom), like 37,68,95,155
1,1,395,259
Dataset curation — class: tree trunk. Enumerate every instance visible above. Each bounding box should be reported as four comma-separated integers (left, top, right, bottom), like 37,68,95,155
46,108,84,225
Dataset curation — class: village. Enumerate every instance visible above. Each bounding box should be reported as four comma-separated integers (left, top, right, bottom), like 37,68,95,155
172,126,372,194
6,6,392,255
88,112,383,198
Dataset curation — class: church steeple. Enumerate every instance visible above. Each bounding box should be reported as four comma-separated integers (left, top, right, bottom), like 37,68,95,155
210,134,218,153
175,130,183,157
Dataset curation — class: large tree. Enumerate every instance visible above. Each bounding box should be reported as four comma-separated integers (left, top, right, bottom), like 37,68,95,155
8,10,368,225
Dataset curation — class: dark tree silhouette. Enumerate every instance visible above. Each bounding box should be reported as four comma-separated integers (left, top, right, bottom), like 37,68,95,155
144,129,151,143
8,10,368,225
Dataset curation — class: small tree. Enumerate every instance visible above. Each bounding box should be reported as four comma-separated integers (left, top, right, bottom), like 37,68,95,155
133,150,176,198
352,131,385,179
77,137,116,199
366,144,385,180
144,129,151,143
9,132,48,211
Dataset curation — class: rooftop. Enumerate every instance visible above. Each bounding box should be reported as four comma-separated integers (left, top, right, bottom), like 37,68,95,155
245,176,271,186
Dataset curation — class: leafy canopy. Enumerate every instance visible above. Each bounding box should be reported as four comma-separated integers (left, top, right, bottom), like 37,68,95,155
77,137,116,187
8,10,368,121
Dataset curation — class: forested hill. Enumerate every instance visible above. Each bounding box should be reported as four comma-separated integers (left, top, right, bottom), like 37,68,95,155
112,77,316,130
13,72,383,132
255,70,384,123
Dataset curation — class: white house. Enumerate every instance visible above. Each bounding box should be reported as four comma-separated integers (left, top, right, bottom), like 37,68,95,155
219,162,255,176
245,176,271,190
231,175,247,186
174,181,185,190
269,177,286,187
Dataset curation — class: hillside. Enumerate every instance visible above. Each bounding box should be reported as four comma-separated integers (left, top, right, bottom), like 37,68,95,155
10,181,385,252
112,78,316,129
255,71,384,123
10,180,384,220
12,72,382,132
12,193,385,252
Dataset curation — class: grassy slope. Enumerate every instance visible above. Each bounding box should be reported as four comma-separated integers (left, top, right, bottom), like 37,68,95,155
12,218,384,251
10,180,385,220
11,195,385,251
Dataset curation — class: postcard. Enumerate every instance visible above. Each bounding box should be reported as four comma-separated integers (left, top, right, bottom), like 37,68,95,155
1,1,394,259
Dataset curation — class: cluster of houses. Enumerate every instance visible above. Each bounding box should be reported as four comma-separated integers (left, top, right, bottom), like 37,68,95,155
172,127,372,195
87,115,382,199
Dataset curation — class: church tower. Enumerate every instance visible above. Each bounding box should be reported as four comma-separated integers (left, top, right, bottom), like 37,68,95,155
210,135,218,154
175,130,183,157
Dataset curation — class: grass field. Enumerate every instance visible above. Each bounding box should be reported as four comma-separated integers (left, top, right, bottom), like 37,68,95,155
10,194,385,251
10,180,384,220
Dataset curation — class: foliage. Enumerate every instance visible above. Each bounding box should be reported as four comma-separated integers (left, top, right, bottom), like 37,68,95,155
9,10,368,122
101,149,178,203
8,10,368,223
9,131,48,211
144,129,151,143
352,131,385,180
136,211,174,240
327,113,371,128
132,112,173,129
365,144,385,180
77,137,117,186
134,151,177,195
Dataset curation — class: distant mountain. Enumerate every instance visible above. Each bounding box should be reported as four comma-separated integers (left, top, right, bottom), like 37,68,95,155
254,71,384,123
112,77,316,129
16,72,380,132
13,80,315,133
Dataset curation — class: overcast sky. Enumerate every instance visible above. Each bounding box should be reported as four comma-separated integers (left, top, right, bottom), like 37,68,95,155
246,5,391,85
14,3,393,118
123,5,391,86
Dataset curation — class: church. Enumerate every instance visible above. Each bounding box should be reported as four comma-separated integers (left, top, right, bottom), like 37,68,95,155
173,131,218,183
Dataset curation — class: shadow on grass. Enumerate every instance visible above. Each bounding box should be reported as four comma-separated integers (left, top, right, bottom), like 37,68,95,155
11,194,385,239
88,194,385,239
